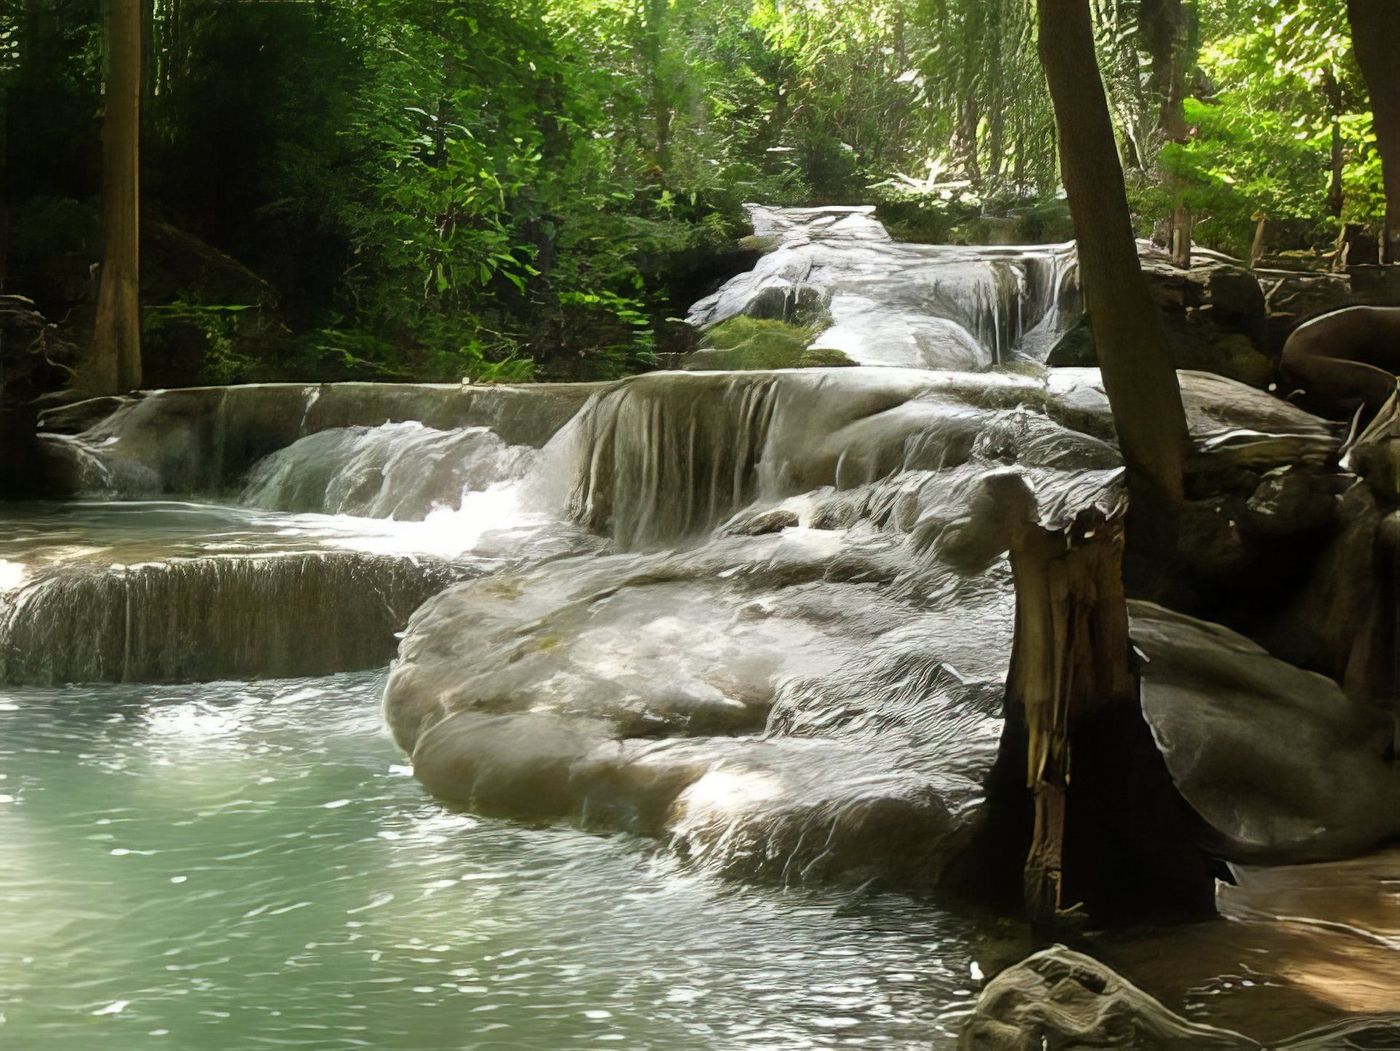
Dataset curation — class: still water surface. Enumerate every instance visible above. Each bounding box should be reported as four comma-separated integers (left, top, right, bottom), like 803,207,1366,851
0,670,1011,1050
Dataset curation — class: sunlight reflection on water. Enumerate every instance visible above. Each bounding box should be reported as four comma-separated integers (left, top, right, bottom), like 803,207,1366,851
0,670,995,1050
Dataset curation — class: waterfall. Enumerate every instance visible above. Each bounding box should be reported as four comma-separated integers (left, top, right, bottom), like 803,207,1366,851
241,421,535,520
688,205,1082,369
0,552,461,685
38,381,593,500
552,367,1120,549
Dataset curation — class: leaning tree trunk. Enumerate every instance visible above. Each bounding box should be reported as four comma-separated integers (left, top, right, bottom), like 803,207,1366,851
1348,0,1400,262
88,0,143,395
1037,0,1189,535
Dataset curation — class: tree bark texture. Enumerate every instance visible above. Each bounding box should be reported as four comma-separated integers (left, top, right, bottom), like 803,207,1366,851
948,504,1221,926
1037,0,1189,522
89,0,143,394
1348,0,1400,262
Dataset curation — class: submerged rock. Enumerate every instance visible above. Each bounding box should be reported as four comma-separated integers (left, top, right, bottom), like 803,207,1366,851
959,945,1259,1050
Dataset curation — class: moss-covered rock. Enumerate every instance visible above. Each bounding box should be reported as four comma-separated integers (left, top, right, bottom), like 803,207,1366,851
682,317,852,371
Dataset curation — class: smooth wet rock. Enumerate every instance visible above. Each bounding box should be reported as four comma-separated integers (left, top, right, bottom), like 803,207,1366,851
1268,482,1399,709
959,945,1259,1050
1044,368,1338,470
1177,499,1251,579
39,381,594,497
1048,315,1274,388
382,363,1366,884
1240,467,1337,537
1131,601,1400,862
1278,1016,1400,1050
721,506,800,535
0,551,460,685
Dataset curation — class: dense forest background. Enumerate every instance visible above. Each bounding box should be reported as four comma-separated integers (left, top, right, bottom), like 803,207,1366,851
0,0,1385,385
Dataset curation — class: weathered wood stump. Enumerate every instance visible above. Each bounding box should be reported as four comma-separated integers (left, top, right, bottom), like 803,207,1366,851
951,479,1222,926
1008,509,1135,921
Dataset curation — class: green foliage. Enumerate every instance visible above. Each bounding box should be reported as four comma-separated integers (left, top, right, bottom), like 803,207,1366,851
142,302,261,384
1128,0,1385,256
7,0,1397,390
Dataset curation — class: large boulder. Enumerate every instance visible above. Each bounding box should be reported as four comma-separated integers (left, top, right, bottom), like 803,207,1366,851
1047,313,1274,388
1131,601,1400,862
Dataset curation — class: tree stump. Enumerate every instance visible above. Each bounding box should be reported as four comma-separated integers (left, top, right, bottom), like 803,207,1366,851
951,491,1222,927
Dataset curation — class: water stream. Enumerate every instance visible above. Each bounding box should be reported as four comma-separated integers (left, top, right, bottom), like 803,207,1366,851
0,672,1010,1050
5,210,1397,1047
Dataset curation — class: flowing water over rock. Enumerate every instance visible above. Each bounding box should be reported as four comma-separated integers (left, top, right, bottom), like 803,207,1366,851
241,422,535,519
385,366,1392,894
687,206,1080,369
0,671,1011,1049
8,337,1395,1038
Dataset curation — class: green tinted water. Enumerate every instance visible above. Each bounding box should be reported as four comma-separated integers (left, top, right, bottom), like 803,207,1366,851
0,671,1004,1050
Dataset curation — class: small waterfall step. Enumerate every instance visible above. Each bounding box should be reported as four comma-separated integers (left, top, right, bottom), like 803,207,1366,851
0,502,470,686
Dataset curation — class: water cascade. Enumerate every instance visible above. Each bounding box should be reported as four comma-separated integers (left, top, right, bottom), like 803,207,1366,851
0,550,459,684
242,422,536,520
386,366,1394,892
6,256,1396,1043
687,206,1081,369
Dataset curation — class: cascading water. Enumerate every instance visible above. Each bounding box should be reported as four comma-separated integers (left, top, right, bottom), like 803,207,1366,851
5,240,1391,1045
241,421,535,520
386,366,1382,893
2,405,581,685
687,205,1081,369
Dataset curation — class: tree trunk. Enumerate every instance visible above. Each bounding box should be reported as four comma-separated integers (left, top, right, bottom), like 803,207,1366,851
957,97,981,182
1037,0,1189,528
948,496,1221,926
1142,0,1196,267
641,0,672,175
88,0,143,395
1171,201,1193,267
1323,68,1346,219
1348,0,1400,262
1249,216,1267,269
1009,513,1136,921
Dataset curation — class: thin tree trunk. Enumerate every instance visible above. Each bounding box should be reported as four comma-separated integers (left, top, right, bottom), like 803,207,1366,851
641,0,672,175
1037,0,1189,527
1325,68,1345,219
89,0,143,394
957,97,981,182
1249,216,1267,269
1348,0,1400,261
1142,0,1196,267
1171,201,1193,266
